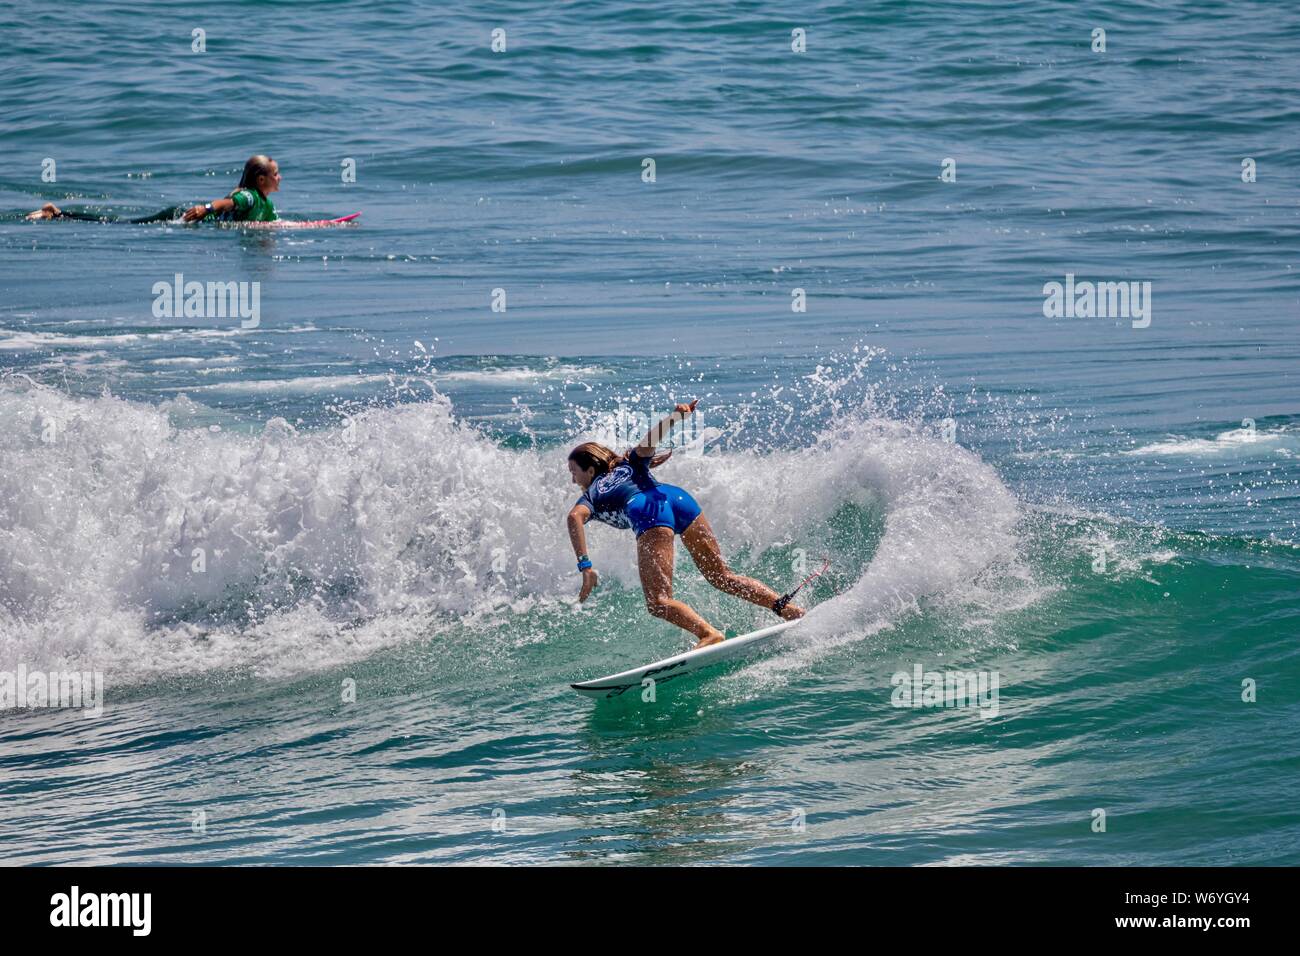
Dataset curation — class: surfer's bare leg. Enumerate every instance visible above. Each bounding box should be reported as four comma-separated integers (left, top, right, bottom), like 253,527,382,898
636,526,725,648
681,515,805,621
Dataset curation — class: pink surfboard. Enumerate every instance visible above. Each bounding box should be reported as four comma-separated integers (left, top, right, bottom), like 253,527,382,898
235,212,361,229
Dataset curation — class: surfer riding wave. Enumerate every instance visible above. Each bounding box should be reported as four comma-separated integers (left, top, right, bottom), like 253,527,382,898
567,399,806,649
26,154,280,224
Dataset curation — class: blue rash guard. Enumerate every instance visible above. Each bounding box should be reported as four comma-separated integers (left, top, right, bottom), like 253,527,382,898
576,449,703,537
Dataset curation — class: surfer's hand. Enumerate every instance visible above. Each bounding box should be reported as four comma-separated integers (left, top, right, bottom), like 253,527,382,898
26,203,61,221
674,399,698,417
578,568,598,602
181,205,208,222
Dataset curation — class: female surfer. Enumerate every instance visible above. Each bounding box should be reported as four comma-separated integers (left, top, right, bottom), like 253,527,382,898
26,154,280,223
567,399,805,649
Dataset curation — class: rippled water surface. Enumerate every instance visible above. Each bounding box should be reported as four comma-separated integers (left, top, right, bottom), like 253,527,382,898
1,0,1298,864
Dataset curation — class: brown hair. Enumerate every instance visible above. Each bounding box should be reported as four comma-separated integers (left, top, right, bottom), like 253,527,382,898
568,442,671,478
236,155,277,194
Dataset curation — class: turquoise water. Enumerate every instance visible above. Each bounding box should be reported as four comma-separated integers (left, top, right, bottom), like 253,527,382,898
1,0,1298,864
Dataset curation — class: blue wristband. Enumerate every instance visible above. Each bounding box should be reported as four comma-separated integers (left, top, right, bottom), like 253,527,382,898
577,557,592,572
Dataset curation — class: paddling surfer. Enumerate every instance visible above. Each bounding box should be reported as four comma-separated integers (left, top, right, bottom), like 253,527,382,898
26,155,280,223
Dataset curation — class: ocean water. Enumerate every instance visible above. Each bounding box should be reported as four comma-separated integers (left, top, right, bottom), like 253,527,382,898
1,0,1298,865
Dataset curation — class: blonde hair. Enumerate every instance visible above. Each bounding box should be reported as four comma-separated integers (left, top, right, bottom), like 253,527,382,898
236,155,276,194
568,442,671,477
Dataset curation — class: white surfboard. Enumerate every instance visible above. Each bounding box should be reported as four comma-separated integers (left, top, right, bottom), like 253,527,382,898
570,618,802,699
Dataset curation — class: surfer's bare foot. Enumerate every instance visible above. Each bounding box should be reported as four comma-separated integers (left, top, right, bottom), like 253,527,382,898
778,603,806,621
26,203,61,221
692,629,726,649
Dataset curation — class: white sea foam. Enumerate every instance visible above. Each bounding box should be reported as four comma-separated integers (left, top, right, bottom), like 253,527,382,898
709,415,1033,693
0,326,318,351
1123,425,1297,457
0,376,1038,688
163,373,399,394
149,356,241,366
0,379,573,680
434,365,610,385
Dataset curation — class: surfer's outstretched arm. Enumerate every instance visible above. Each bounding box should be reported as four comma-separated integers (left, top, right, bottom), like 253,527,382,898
26,203,116,221
567,504,598,601
26,203,64,220
180,197,235,222
635,399,698,456
28,200,212,223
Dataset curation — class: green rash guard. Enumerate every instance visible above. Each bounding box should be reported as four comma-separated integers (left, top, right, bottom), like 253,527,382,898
204,187,277,222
